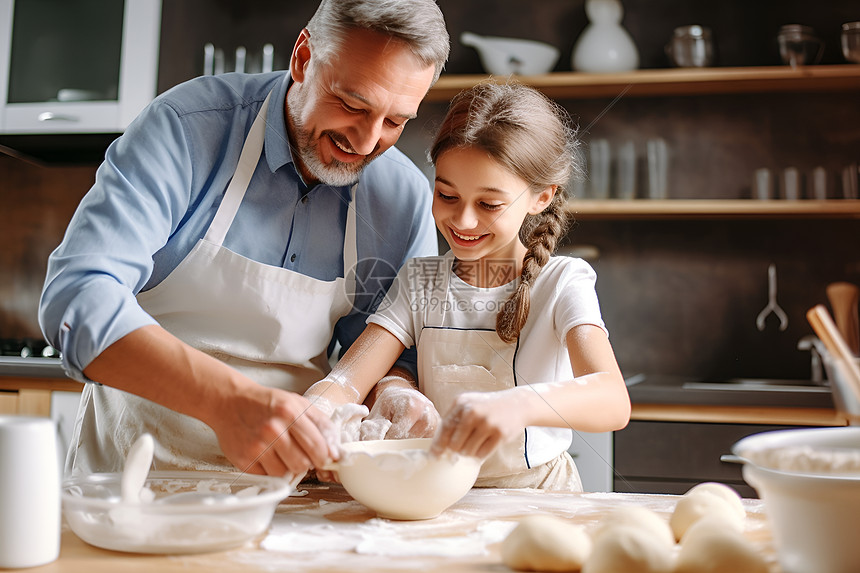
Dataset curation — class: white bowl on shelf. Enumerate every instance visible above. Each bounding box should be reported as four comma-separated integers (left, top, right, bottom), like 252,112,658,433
460,32,560,76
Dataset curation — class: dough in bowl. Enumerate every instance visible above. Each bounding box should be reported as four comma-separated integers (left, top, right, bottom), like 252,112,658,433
335,438,481,520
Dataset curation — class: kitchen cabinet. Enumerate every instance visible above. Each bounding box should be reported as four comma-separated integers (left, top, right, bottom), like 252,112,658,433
613,418,842,497
611,386,847,496
0,0,162,162
0,378,82,457
568,430,613,492
0,387,51,417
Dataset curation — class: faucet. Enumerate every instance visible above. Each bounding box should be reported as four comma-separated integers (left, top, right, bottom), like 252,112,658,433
797,335,826,385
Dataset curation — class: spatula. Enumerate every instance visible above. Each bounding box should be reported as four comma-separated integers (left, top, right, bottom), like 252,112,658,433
121,433,154,504
827,282,860,356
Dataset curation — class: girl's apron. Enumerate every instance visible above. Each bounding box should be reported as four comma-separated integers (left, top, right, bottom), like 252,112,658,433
66,91,358,475
416,258,582,490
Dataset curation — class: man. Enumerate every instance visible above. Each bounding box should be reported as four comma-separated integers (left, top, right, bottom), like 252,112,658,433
39,0,449,479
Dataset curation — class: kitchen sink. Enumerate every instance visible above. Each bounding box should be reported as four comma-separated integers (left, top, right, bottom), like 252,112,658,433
625,374,834,408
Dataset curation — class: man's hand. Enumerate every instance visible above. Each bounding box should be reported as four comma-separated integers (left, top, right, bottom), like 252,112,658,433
209,384,338,479
82,325,339,479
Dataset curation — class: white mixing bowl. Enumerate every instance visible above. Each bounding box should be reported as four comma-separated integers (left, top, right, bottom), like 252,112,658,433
335,438,481,520
733,427,860,573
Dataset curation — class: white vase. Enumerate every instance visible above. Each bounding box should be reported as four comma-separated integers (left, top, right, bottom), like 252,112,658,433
572,0,640,73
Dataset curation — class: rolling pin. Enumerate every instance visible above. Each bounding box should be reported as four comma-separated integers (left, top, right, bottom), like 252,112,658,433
827,282,860,356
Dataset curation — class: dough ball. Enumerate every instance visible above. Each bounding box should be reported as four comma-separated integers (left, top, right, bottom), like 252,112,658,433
590,506,674,549
502,514,592,572
670,489,744,541
582,525,674,573
685,482,746,521
675,517,768,573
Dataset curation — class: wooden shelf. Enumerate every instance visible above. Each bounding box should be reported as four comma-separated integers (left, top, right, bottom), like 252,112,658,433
426,65,860,101
565,200,860,220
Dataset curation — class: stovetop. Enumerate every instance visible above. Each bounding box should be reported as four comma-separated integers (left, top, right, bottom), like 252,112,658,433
0,337,60,359
0,337,65,378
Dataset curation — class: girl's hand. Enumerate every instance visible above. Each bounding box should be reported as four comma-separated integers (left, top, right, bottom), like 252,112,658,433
432,389,526,459
361,384,441,440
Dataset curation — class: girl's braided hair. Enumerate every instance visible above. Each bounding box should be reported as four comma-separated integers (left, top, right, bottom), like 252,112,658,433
429,81,583,342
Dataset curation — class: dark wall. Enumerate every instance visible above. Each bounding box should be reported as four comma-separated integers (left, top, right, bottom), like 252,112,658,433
157,0,859,87
395,90,860,382
0,157,93,337
579,219,860,380
2,0,858,384
437,0,857,71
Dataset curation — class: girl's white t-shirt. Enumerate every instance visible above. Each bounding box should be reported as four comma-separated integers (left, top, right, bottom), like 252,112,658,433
367,250,608,468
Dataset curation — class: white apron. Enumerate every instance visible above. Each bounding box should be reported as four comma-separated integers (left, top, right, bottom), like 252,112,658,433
66,91,358,475
417,259,581,490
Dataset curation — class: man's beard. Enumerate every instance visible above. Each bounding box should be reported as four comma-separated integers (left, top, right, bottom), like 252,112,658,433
287,109,379,187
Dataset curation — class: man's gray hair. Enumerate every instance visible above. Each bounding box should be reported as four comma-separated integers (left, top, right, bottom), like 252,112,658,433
306,0,449,84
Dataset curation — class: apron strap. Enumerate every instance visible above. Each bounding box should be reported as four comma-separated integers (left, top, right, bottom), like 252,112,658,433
202,88,358,301
427,251,453,327
342,183,358,307
204,91,273,246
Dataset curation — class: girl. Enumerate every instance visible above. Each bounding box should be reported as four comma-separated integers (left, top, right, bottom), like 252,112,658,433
306,81,630,491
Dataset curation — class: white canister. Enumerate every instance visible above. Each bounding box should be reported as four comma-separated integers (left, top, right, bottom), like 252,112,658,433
753,168,773,200
571,0,639,73
781,167,801,200
0,416,60,568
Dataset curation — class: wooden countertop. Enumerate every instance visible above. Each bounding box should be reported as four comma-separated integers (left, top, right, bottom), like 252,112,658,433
20,485,779,573
0,378,83,392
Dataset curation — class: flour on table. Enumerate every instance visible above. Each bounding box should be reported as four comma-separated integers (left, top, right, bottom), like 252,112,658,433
231,488,769,572
257,497,516,565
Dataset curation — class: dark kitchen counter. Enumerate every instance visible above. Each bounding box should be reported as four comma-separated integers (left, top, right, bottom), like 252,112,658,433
625,373,835,409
